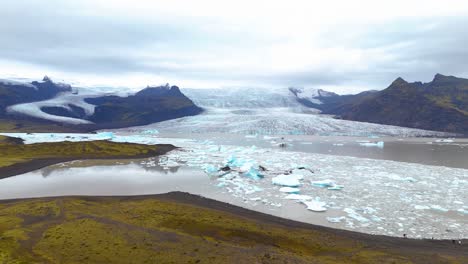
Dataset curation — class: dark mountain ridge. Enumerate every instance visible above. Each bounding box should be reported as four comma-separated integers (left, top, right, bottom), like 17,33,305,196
315,74,468,134
0,76,71,117
85,84,203,129
0,79,203,132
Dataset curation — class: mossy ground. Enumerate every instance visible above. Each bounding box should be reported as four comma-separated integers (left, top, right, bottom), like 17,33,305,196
0,137,172,168
0,119,82,133
0,195,466,264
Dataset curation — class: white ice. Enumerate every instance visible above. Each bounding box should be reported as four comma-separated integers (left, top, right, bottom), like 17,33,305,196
359,141,385,148
272,174,303,187
279,187,300,193
303,200,327,212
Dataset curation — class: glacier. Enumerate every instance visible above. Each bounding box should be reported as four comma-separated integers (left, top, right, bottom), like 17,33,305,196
134,107,451,137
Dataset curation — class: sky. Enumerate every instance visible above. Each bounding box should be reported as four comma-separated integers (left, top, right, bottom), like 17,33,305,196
1,0,468,94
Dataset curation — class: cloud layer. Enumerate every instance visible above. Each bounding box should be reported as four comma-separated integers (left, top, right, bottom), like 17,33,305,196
2,0,468,93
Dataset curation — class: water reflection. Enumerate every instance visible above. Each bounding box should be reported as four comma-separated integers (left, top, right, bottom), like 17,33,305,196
41,157,182,178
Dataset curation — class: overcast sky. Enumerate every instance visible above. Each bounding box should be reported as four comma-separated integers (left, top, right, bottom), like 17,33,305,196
1,0,468,93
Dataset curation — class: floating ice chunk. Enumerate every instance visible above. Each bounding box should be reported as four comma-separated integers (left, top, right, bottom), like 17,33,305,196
327,185,344,190
454,201,464,205
333,143,344,146
97,132,114,139
225,155,247,168
311,179,335,188
272,174,303,187
414,205,430,210
302,200,327,212
204,165,218,175
250,197,262,201
327,216,346,223
344,208,369,223
279,187,300,193
239,163,263,179
244,168,262,179
359,141,384,148
244,134,257,138
430,205,448,212
435,139,454,143
457,208,468,215
284,194,312,200
141,129,159,135
239,163,253,173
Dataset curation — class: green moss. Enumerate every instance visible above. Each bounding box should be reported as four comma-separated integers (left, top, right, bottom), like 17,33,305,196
0,196,465,263
0,138,171,168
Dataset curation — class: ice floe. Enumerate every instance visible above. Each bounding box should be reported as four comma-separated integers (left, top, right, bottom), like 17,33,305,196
359,141,385,148
272,174,303,187
279,187,300,193
302,200,327,212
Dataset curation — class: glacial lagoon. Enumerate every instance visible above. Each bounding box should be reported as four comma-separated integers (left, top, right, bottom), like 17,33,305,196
0,132,467,240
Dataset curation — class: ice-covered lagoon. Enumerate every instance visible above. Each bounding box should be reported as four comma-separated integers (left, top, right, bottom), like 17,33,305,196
0,132,467,240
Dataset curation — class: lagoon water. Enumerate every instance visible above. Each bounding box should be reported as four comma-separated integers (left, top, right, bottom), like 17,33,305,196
0,132,466,240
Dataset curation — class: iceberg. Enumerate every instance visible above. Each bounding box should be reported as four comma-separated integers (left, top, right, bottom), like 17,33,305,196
344,208,369,223
272,174,303,187
327,216,346,223
435,139,454,143
359,141,384,148
141,129,159,135
430,205,449,212
327,185,344,190
243,167,263,180
97,132,114,139
284,194,312,200
302,200,327,212
204,165,219,175
311,179,335,188
414,205,430,210
279,187,300,193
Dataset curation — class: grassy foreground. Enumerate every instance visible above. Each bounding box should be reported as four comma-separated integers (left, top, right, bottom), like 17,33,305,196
0,193,466,264
0,136,174,179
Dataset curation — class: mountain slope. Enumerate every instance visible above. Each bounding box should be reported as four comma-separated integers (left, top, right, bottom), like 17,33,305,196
2,79,203,131
85,84,203,129
323,74,468,134
0,76,71,117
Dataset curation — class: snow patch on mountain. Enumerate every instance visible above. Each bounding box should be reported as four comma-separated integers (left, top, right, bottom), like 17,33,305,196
288,87,337,105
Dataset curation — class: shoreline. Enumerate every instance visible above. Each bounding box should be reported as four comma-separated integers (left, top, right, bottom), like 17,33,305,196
0,144,176,180
1,191,466,259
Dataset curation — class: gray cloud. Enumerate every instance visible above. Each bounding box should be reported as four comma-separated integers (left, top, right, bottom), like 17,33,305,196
1,1,468,92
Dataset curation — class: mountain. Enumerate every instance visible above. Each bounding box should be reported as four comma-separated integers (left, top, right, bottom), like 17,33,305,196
319,74,468,134
85,84,203,129
288,87,338,107
1,79,203,131
0,76,71,117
